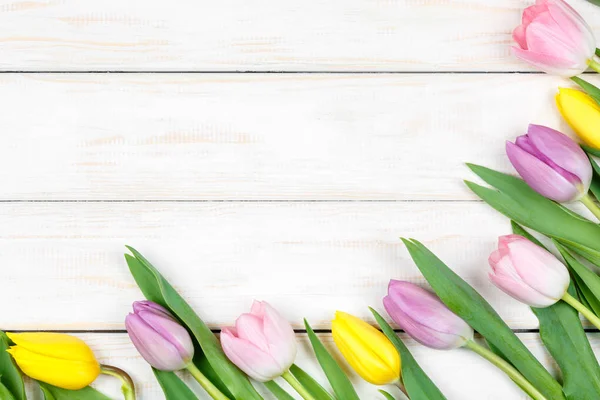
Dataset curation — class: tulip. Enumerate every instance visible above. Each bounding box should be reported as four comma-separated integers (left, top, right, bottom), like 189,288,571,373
332,311,400,385
506,124,592,203
556,87,600,149
383,280,547,400
126,301,228,400
6,332,101,390
512,0,597,76
489,235,600,330
384,280,473,350
221,301,315,400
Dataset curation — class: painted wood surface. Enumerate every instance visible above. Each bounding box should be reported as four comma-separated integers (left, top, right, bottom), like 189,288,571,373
0,0,598,71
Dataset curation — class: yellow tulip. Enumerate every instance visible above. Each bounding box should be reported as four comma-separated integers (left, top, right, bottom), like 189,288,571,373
331,311,400,385
6,332,101,390
556,87,600,149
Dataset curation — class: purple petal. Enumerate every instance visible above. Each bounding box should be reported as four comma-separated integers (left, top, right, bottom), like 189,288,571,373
138,311,195,362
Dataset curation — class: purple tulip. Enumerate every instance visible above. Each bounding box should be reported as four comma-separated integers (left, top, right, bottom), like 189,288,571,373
125,300,194,371
506,124,592,203
383,280,474,350
489,235,570,308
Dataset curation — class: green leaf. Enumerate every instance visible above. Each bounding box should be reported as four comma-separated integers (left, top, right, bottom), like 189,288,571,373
511,223,600,399
0,332,25,400
38,383,111,400
0,381,15,400
263,381,295,400
379,390,395,400
125,248,262,400
571,77,600,105
466,165,600,254
401,238,565,400
370,308,447,400
304,320,360,400
153,369,198,400
290,364,335,400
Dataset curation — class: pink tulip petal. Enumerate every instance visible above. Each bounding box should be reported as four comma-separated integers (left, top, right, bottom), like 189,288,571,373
506,141,579,202
489,273,557,308
526,13,581,61
235,314,270,353
513,25,528,49
260,302,297,370
523,4,550,26
547,0,595,49
220,329,282,382
511,47,582,76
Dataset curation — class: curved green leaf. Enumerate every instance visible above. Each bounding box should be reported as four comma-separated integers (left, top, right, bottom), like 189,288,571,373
370,308,446,400
304,320,360,400
0,332,25,400
263,381,295,400
153,368,198,400
401,238,565,400
0,381,15,400
38,383,110,400
290,364,335,400
125,248,262,400
379,390,395,400
571,77,600,105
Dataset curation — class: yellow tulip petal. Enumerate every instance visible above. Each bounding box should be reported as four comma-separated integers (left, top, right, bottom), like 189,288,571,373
556,88,600,149
332,312,400,385
8,346,100,390
7,333,98,363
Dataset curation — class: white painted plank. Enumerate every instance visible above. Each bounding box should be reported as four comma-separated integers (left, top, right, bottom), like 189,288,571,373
0,73,591,200
0,0,599,71
24,332,590,400
0,201,544,330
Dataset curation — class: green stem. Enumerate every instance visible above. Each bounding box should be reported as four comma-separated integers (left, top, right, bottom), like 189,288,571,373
589,57,600,73
465,341,548,400
100,365,136,400
562,292,600,329
581,193,600,221
185,363,231,400
394,380,408,397
281,370,317,400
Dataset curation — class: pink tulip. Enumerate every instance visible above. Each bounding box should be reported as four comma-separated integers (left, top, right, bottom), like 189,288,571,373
489,235,570,308
383,280,474,350
506,124,592,203
512,0,596,76
220,301,296,382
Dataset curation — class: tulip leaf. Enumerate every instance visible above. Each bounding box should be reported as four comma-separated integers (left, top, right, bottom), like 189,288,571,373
38,383,111,400
0,381,15,400
304,320,360,400
511,223,600,398
571,76,600,106
370,308,447,400
0,332,25,400
401,238,565,400
263,381,295,400
153,368,198,400
465,164,600,255
125,248,263,400
379,390,395,400
289,364,336,400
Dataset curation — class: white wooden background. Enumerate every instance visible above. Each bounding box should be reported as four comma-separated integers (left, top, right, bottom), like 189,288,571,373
2,0,600,398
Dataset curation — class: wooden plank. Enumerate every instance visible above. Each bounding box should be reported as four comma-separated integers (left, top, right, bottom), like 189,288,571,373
0,201,545,330
24,332,595,399
0,73,591,200
0,0,598,71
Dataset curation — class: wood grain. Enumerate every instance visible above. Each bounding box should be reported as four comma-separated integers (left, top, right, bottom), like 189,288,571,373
0,0,598,71
20,332,592,400
0,73,594,200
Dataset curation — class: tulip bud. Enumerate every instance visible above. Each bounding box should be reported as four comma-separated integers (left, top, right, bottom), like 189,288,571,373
506,124,592,203
557,87,600,150
489,235,570,308
6,333,101,390
220,301,296,382
383,280,474,350
331,311,400,385
512,0,596,77
125,300,194,371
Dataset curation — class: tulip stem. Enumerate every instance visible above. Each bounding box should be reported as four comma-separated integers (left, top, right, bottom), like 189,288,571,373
588,57,600,73
394,380,409,397
581,193,600,221
186,363,231,400
465,340,548,400
100,365,136,400
562,292,600,329
281,370,318,400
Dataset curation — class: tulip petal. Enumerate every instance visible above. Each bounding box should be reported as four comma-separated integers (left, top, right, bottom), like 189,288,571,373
220,329,282,382
6,333,98,364
512,47,583,76
523,4,550,27
137,310,195,362
513,25,528,49
259,302,297,371
133,301,177,321
547,0,595,52
526,12,580,61
489,273,557,308
506,141,579,202
557,88,600,149
235,314,271,354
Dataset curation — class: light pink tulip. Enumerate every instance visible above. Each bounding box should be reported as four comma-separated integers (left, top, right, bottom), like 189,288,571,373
489,235,570,308
220,301,296,382
512,0,596,76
